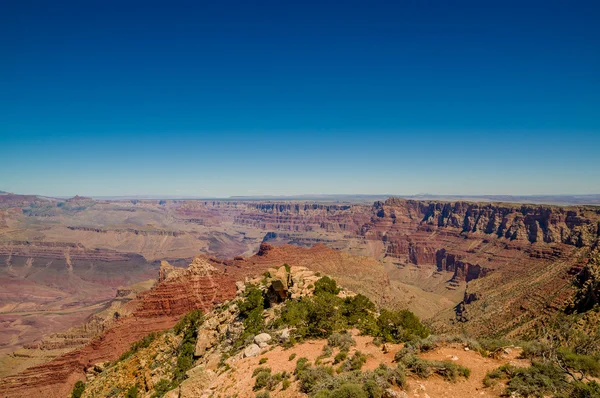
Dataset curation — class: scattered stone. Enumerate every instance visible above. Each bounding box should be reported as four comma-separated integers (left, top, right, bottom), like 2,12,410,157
254,333,272,345
279,328,290,342
185,365,205,379
179,369,215,398
383,389,408,398
243,344,261,358
235,281,245,294
204,317,219,330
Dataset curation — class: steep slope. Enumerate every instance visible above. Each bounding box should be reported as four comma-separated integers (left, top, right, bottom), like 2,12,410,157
73,266,535,398
0,244,396,397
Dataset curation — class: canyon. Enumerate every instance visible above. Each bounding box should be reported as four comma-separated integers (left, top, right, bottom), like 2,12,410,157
0,192,599,396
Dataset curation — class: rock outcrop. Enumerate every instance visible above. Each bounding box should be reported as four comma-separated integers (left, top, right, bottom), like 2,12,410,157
0,244,388,398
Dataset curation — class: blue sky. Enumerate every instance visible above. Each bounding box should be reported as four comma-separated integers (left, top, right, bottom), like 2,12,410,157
1,0,599,197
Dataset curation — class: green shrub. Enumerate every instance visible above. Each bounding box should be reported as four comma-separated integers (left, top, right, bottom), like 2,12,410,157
347,351,367,371
120,332,160,361
483,364,516,387
396,352,469,382
485,361,600,398
151,379,171,398
328,332,356,351
329,383,368,398
362,379,382,398
266,372,283,391
282,378,291,390
252,366,272,377
505,361,570,397
172,310,205,384
174,309,204,335
71,381,85,398
289,353,297,361
259,357,268,364
235,285,267,348
295,357,311,375
255,391,271,398
125,385,139,398
436,361,471,382
308,363,406,398
377,309,429,343
387,364,407,389
297,366,334,394
334,351,348,364
277,294,347,338
317,346,333,362
254,371,272,390
570,380,600,398
558,348,600,378
272,282,408,342
519,341,551,360
341,294,376,324
314,276,340,295
478,337,513,353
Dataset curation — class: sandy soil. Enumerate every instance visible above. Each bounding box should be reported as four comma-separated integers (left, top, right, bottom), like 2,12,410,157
211,332,529,398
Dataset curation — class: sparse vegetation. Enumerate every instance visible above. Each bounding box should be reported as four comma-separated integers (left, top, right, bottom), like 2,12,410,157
327,332,356,352
125,384,139,398
236,285,267,348
71,381,85,398
272,276,427,344
376,309,429,343
334,351,348,364
252,366,286,392
252,366,271,377
173,309,204,383
483,360,600,397
119,332,160,361
151,379,171,398
395,349,470,382
314,276,340,295
295,358,405,397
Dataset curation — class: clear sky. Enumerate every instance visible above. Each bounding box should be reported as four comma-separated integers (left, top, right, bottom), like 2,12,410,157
1,0,599,197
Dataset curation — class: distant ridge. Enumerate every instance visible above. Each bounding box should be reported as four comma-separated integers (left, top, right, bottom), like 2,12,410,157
2,190,600,206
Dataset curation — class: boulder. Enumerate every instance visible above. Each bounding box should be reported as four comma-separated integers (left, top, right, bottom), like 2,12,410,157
179,369,215,398
254,333,272,346
270,279,288,301
164,389,180,398
235,281,245,294
244,344,261,358
279,328,290,342
185,365,205,379
194,329,218,357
